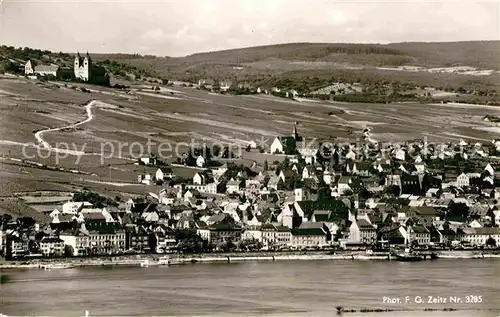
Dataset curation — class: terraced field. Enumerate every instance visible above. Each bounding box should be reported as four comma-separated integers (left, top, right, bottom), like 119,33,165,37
0,75,499,196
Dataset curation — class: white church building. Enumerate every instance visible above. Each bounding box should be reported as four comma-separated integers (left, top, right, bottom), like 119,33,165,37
74,52,92,81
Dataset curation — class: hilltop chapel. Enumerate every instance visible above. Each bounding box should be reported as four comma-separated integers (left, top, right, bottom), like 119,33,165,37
74,52,109,85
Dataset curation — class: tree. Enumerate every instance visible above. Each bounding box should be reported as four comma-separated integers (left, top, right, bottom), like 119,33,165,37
343,189,354,197
384,185,401,197
317,185,332,200
263,160,269,171
1,214,13,226
238,239,263,251
222,238,236,252
64,245,74,257
448,202,469,219
4,61,21,74
176,229,212,253
284,173,303,190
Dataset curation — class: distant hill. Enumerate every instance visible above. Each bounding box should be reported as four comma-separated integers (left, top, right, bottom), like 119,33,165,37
385,41,500,70
93,41,499,70
88,41,499,89
1,42,498,102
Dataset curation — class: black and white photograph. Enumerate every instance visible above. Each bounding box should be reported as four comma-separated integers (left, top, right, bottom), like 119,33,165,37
0,0,499,316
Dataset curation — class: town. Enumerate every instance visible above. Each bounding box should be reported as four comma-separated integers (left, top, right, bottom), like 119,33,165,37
2,124,500,260
2,2,500,316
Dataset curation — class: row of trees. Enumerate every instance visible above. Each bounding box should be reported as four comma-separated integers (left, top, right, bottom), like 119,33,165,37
174,230,265,253
73,191,119,208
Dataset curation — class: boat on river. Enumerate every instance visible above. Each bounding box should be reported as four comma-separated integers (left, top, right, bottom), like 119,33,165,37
140,259,159,267
160,256,183,265
140,256,183,267
392,248,424,261
394,252,424,261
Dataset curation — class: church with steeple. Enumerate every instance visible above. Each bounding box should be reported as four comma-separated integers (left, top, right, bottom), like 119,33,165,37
73,52,109,85
74,52,92,81
270,122,303,155
292,122,303,142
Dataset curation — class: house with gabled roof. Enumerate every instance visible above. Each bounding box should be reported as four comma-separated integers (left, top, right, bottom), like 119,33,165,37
292,199,349,224
310,209,346,236
156,167,175,181
411,206,440,225
125,224,151,252
345,149,356,161
219,80,232,91
212,163,228,180
25,60,62,77
349,161,372,177
349,219,377,244
196,155,206,168
279,169,296,183
291,222,330,247
241,225,262,242
198,78,215,88
270,136,297,155
260,223,292,247
458,227,500,246
333,176,353,196
193,172,207,185
24,60,36,75
408,225,431,245
270,123,302,155
209,221,242,246
374,161,392,174
301,166,318,181
394,148,406,161
206,212,231,226
378,224,408,246
401,174,422,195
59,228,90,256
267,176,282,191
151,224,177,253
297,139,318,165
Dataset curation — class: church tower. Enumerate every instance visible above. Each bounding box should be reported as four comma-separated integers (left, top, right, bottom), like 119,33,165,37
82,52,92,81
74,52,81,79
292,122,298,140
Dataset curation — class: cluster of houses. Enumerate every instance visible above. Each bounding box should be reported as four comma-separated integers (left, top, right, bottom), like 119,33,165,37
197,78,299,98
2,127,500,259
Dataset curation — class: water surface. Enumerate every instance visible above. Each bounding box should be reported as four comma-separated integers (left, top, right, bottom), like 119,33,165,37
1,259,499,316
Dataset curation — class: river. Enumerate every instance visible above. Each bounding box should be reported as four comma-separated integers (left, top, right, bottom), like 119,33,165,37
1,259,499,317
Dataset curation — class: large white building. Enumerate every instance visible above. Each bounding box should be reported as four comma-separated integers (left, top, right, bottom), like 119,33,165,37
62,201,93,214
24,60,60,77
460,227,500,246
456,173,469,187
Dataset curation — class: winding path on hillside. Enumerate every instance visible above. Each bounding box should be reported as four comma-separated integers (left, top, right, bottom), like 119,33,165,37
33,100,99,156
0,99,135,161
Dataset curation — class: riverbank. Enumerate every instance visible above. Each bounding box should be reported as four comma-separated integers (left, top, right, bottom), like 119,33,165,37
1,250,500,270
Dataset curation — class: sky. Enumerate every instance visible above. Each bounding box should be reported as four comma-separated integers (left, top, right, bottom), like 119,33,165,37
1,0,499,57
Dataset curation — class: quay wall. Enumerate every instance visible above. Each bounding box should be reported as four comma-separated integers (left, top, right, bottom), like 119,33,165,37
1,250,499,269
